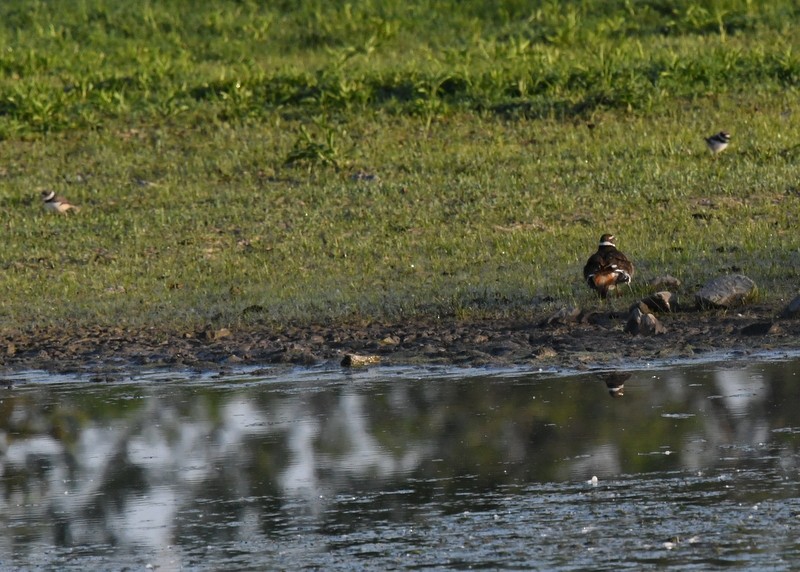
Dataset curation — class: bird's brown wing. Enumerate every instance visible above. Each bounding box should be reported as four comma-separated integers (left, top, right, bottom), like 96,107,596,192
606,250,634,278
583,252,603,282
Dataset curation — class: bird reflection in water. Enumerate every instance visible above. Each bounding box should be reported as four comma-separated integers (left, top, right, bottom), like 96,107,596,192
599,372,631,398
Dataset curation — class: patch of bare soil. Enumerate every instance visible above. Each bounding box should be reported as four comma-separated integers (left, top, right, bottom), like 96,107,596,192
0,301,798,377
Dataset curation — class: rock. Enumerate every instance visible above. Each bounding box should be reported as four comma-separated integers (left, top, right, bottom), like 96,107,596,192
536,346,558,359
695,274,757,309
649,275,682,290
541,306,581,326
739,322,778,336
341,354,381,367
213,327,232,340
198,327,232,341
587,312,619,327
488,339,521,357
624,308,666,336
380,335,401,346
641,313,667,335
284,350,318,366
780,295,800,318
633,291,678,314
624,308,643,334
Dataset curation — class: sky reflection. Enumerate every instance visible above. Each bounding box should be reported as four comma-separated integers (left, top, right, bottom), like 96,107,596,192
1,358,800,569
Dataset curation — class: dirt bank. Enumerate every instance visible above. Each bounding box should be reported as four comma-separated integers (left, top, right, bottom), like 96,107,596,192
1,301,798,378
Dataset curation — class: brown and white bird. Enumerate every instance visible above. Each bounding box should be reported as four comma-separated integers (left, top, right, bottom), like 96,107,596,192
583,234,634,299
704,131,731,155
41,190,80,214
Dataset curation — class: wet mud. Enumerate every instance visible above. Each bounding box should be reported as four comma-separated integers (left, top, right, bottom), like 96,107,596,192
1,301,798,376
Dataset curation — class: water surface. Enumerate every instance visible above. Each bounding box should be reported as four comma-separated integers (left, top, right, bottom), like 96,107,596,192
2,356,800,570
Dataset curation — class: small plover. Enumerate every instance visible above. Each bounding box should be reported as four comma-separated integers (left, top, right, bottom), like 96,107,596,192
704,131,731,155
583,234,634,299
41,190,80,214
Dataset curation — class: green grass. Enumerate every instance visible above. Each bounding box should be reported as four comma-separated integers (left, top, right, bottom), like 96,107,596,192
1,0,799,330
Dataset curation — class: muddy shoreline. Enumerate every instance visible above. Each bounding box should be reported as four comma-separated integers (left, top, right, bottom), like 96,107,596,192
1,301,798,377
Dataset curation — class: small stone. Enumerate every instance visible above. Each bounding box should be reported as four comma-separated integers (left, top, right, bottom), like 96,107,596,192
587,312,616,327
380,335,401,346
542,306,582,326
213,328,232,340
288,351,318,366
641,312,667,335
624,308,666,336
624,308,643,334
536,346,558,359
634,291,678,313
780,295,800,318
198,327,232,340
739,322,777,336
488,340,520,356
695,274,757,309
341,354,381,367
649,275,682,290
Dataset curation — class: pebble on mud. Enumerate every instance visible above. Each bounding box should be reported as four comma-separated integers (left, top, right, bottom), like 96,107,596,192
341,354,381,367
542,306,582,326
624,307,666,336
632,291,678,314
197,327,232,341
780,294,800,318
739,322,778,336
695,274,757,309
649,275,682,290
536,346,558,360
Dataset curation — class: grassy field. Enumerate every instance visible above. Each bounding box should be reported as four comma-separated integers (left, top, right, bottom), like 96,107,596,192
1,0,799,330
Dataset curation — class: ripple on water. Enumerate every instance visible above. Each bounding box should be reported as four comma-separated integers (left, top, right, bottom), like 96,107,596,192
2,356,800,570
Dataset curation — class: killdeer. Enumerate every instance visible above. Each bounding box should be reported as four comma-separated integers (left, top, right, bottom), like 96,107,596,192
41,190,80,214
704,131,731,155
583,234,634,299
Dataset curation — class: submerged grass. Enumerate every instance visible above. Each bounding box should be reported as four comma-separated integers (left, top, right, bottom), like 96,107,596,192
1,0,799,330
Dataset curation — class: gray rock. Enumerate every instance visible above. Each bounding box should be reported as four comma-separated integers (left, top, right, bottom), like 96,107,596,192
542,306,582,326
780,294,800,318
341,354,381,367
649,275,682,290
739,322,778,336
695,274,757,309
624,307,666,336
641,312,667,335
633,291,678,313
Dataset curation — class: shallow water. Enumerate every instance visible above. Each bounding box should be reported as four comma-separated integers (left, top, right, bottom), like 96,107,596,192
2,356,800,570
